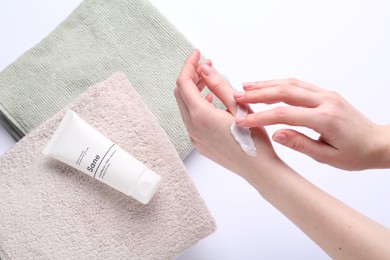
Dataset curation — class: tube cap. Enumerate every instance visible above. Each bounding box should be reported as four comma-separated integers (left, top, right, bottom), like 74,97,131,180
131,169,162,204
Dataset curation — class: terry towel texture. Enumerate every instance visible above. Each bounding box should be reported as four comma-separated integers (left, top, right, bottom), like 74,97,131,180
0,0,195,159
0,73,216,259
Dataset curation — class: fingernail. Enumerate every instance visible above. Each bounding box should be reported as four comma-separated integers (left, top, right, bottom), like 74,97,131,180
233,91,245,99
201,64,213,77
273,133,287,144
243,82,255,90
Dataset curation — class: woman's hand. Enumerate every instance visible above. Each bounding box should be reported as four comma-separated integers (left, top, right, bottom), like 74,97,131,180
234,79,390,170
174,50,282,183
175,53,390,259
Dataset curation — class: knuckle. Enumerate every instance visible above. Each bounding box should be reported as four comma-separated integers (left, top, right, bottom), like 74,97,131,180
212,78,227,91
287,77,300,85
328,90,341,97
176,77,188,87
277,85,291,98
175,78,182,87
317,109,334,127
325,91,343,104
257,80,271,87
319,103,341,123
292,137,305,151
274,106,288,118
247,112,261,125
246,90,259,100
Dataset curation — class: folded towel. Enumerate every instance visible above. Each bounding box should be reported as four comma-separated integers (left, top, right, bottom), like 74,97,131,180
0,73,215,259
0,0,195,159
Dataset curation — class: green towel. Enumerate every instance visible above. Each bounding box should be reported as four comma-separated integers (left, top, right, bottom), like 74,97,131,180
0,0,195,159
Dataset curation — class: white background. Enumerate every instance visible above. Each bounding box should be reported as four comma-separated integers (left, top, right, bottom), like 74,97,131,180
1,1,390,259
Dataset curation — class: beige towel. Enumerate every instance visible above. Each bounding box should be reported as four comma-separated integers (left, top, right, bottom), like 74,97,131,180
0,73,215,259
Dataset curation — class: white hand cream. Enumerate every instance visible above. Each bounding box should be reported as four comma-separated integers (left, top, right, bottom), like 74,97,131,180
43,110,162,204
230,105,257,156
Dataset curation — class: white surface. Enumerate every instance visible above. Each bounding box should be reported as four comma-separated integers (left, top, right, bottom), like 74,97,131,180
1,1,390,259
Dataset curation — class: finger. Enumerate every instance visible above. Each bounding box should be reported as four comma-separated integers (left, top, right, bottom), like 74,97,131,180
199,63,237,114
243,78,324,93
272,129,336,164
195,59,213,92
196,78,207,92
235,106,322,133
176,49,204,109
234,84,322,108
178,49,201,82
196,59,212,75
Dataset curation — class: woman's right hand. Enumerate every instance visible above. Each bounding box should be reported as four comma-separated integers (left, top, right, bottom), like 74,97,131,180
234,78,390,170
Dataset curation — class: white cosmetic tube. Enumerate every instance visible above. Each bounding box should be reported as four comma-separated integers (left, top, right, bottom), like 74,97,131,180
43,110,162,204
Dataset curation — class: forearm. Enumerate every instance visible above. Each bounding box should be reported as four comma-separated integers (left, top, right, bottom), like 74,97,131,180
249,162,390,259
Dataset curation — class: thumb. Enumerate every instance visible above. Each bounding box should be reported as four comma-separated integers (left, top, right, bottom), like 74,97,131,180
272,129,334,163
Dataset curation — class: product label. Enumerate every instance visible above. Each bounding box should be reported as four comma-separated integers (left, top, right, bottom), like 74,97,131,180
87,154,101,173
76,147,89,166
74,143,117,179
98,149,117,179
89,143,116,179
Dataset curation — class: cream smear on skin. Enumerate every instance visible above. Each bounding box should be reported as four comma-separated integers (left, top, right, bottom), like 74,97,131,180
230,104,257,156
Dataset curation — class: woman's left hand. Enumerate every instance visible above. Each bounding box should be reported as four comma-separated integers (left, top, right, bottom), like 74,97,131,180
174,49,281,182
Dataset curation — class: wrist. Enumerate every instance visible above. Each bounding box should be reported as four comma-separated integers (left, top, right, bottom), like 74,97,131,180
370,124,390,169
242,156,293,193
